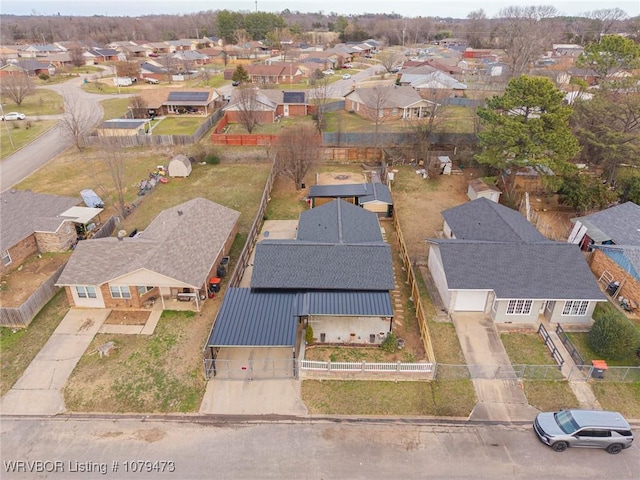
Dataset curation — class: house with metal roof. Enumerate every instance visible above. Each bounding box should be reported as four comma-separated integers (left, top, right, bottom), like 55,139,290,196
572,202,640,310
205,200,396,377
56,198,239,311
428,198,606,323
307,182,393,217
0,190,82,274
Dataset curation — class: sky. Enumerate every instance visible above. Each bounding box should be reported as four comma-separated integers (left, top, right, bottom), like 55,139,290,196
1,0,639,18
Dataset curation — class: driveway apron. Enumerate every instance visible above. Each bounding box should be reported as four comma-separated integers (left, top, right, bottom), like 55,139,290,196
452,313,540,422
1,308,109,415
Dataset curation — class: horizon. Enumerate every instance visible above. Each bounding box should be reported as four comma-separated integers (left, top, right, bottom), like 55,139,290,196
1,1,639,18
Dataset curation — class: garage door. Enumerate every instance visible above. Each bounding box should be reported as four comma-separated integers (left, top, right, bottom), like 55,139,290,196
454,290,488,311
210,347,295,380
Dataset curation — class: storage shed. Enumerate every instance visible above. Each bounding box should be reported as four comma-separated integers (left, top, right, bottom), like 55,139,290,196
467,178,501,202
168,154,192,178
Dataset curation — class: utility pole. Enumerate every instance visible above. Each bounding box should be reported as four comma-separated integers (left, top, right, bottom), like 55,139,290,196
255,0,258,12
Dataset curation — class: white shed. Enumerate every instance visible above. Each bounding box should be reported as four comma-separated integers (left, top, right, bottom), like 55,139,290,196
467,178,501,203
438,156,452,175
168,154,192,178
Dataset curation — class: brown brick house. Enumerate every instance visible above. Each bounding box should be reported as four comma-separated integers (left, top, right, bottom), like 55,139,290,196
56,198,239,311
0,190,83,274
345,84,437,121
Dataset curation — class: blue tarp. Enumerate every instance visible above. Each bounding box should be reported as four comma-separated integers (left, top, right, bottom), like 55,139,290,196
80,189,104,208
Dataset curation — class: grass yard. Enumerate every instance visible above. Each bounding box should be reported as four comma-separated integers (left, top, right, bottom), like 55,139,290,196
500,332,564,380
302,379,475,417
592,382,640,419
184,73,227,89
438,106,477,134
522,381,580,412
0,120,58,160
566,332,640,367
64,310,207,413
0,88,64,116
0,291,69,396
152,116,204,135
82,80,141,95
100,97,132,121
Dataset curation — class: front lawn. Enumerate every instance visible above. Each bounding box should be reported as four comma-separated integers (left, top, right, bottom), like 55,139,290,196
0,120,58,160
0,291,69,396
0,88,63,116
100,97,132,121
566,332,640,367
302,379,475,416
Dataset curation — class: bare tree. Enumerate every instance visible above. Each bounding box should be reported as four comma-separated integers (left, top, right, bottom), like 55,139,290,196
309,75,331,133
128,95,148,118
58,93,94,150
588,8,628,35
85,140,128,218
495,5,558,78
376,49,405,74
69,46,85,68
0,73,36,106
360,84,394,157
466,9,489,48
235,85,262,134
275,124,321,190
406,97,443,172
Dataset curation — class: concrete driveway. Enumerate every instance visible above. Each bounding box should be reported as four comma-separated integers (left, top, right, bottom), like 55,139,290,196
0,308,109,415
200,347,307,416
452,313,540,422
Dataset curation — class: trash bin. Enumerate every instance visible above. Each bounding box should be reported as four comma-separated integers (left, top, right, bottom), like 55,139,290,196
208,277,221,295
591,360,608,379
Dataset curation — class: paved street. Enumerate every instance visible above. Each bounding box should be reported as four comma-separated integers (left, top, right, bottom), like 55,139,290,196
1,417,638,479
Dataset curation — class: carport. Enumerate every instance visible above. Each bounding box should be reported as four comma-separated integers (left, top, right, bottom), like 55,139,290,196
204,288,300,380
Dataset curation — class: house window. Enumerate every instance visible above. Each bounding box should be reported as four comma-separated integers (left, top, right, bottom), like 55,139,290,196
76,286,97,299
1,250,11,267
562,300,589,316
392,107,398,116
506,299,533,315
137,286,154,295
110,285,131,299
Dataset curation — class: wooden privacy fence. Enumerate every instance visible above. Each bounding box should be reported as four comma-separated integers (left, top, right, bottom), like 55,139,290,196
0,264,65,328
227,161,277,288
390,199,436,363
91,215,118,239
211,133,277,146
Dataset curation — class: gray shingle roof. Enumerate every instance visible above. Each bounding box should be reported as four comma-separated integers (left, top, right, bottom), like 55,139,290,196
297,199,383,243
573,202,640,246
345,85,427,109
433,240,606,300
0,190,80,251
57,198,239,288
99,119,147,129
442,197,547,243
250,241,394,290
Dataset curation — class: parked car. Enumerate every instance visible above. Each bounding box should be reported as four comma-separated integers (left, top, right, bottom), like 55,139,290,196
342,63,353,69
322,69,334,75
1,112,26,121
232,80,240,86
144,77,159,84
533,409,634,454
342,74,351,80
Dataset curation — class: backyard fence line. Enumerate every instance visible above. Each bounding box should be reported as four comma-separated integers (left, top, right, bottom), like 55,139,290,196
0,264,65,328
387,180,436,363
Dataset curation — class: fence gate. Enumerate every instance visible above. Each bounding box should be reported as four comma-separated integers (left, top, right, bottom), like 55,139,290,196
205,358,296,381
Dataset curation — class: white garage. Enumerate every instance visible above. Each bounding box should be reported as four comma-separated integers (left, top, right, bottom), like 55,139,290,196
453,290,489,311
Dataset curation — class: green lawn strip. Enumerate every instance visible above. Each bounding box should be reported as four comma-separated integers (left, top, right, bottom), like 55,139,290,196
437,106,476,134
0,120,58,160
522,381,580,412
152,117,204,135
500,332,564,380
82,81,142,95
64,311,204,413
302,379,474,416
428,322,467,365
100,97,132,121
0,291,69,396
591,382,640,419
1,88,63,116
566,332,640,367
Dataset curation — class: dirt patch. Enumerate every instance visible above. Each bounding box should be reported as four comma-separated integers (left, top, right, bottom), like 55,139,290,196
0,253,70,307
105,310,151,326
316,171,367,185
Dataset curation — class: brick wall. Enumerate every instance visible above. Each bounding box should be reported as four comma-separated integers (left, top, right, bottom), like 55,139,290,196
35,223,76,253
1,235,38,275
100,284,143,309
589,249,640,304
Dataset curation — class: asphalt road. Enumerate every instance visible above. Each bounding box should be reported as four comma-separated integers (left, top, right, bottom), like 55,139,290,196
0,73,130,192
1,417,638,479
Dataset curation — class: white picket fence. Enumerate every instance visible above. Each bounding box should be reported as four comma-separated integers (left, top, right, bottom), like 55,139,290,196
300,360,434,374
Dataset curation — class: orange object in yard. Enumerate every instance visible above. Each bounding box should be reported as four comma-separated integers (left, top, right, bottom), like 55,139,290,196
591,360,608,370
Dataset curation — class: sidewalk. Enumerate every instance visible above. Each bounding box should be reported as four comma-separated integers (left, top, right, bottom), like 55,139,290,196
1,309,109,415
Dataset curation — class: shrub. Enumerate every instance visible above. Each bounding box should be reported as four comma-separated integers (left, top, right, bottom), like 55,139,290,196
305,325,314,345
38,73,50,81
380,332,397,353
589,303,640,360
204,153,220,165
